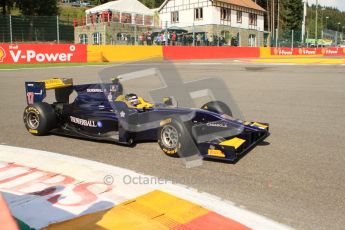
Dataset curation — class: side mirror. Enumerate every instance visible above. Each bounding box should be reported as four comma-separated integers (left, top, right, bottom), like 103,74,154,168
162,97,173,106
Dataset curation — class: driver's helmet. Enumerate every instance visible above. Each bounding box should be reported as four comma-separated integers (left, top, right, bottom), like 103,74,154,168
110,76,121,84
125,93,140,107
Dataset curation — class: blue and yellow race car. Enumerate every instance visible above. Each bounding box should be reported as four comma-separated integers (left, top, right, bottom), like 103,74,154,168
23,78,269,162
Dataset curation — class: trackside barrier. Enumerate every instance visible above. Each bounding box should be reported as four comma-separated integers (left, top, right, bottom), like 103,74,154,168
0,44,87,64
87,45,163,62
260,47,345,58
1,44,344,64
163,46,260,60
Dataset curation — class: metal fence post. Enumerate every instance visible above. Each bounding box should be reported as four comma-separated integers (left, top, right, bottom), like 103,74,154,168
275,28,278,47
165,21,168,46
57,16,60,44
9,15,13,43
192,21,195,46
291,30,294,48
134,24,137,45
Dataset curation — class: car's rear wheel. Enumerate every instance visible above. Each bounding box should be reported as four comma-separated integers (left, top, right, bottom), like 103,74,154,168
23,102,56,136
201,101,232,116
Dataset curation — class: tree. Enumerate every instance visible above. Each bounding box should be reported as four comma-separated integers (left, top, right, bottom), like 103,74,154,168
281,0,303,31
17,0,58,16
306,5,345,38
0,0,14,15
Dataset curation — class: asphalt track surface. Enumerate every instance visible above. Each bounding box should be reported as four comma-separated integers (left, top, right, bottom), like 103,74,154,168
1,61,345,230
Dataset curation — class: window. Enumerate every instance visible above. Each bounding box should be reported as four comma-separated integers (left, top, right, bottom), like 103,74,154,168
93,32,102,45
249,13,257,26
144,15,153,25
135,14,144,25
194,8,203,20
237,11,242,23
220,8,231,21
171,11,179,23
112,12,120,23
121,13,132,23
248,34,256,47
79,34,88,44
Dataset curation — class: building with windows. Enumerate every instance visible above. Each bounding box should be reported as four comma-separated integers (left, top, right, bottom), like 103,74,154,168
158,0,266,46
74,0,159,45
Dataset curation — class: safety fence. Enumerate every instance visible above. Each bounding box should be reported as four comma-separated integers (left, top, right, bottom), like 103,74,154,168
0,43,345,64
272,28,345,48
0,15,74,43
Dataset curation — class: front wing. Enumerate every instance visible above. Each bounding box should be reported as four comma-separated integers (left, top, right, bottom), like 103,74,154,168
197,122,270,162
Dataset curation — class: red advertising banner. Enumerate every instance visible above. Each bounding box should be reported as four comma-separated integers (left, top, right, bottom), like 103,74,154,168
271,47,345,56
0,44,87,64
295,48,322,55
320,47,345,56
163,46,260,60
271,47,294,56
271,47,322,56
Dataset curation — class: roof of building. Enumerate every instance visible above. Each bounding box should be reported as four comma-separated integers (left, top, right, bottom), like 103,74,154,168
159,0,265,12
217,0,265,11
85,0,153,15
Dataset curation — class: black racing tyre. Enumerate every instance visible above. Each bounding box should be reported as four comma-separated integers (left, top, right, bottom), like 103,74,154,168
158,117,198,158
201,101,232,116
23,102,56,136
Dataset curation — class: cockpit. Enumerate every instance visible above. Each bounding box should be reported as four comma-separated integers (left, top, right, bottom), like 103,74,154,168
115,93,154,109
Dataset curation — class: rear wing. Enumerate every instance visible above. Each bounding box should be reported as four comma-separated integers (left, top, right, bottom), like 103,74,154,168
25,78,73,105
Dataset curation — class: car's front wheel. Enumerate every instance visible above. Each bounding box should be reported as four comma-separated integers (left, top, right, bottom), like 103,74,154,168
158,116,199,158
23,102,56,136
158,118,182,157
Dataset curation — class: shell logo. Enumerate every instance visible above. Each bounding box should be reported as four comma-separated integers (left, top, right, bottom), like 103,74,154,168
273,48,279,55
321,48,326,54
0,46,6,62
298,48,303,55
343,48,345,54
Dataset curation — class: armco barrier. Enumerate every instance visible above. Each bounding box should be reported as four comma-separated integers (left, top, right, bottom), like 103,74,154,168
0,44,87,64
87,45,163,62
163,46,260,60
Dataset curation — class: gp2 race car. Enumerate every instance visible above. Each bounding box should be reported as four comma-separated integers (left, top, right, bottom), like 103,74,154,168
23,78,269,162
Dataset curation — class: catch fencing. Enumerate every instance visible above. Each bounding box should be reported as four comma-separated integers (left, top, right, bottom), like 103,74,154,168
0,15,74,43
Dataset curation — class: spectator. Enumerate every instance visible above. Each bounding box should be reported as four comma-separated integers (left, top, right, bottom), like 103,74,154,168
219,35,224,46
146,32,152,45
139,33,144,45
156,34,161,45
182,34,187,46
162,33,166,45
196,33,201,46
177,34,182,46
171,32,177,46
126,34,131,45
209,35,214,46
